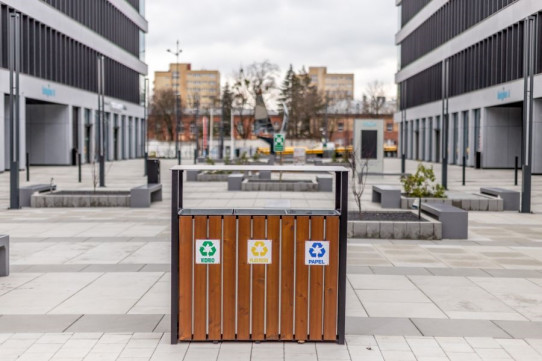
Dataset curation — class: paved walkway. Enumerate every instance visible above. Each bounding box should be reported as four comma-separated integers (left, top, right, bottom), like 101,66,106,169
0,158,541,360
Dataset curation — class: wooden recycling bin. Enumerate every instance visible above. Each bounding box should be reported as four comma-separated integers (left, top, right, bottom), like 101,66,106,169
171,165,349,344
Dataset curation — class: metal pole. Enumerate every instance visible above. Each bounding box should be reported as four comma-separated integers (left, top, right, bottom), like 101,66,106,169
462,156,466,186
441,59,449,190
182,94,183,165
9,13,21,209
26,152,29,182
144,78,148,176
170,169,180,344
220,102,225,160
521,16,536,213
209,108,214,159
98,55,105,187
78,152,82,183
337,170,348,344
515,156,519,186
231,110,235,159
401,82,407,174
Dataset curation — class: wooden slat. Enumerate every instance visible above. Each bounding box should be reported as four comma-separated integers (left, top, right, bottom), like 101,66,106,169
222,216,236,340
280,216,295,340
207,216,222,340
193,216,207,340
237,216,251,340
251,216,266,340
178,216,193,341
309,216,325,340
265,216,281,340
295,216,310,341
323,216,339,341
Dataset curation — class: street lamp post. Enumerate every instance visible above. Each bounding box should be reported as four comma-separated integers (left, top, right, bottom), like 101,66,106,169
8,12,21,209
143,77,149,176
167,40,182,165
521,15,537,213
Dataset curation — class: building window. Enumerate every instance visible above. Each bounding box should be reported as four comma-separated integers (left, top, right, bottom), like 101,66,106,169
387,123,393,132
338,123,344,132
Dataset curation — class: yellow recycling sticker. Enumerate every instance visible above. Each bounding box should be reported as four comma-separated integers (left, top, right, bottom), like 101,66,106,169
248,239,272,264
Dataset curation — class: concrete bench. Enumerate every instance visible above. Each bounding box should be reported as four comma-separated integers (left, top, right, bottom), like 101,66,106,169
0,235,9,277
227,173,244,191
421,202,468,239
186,170,200,182
130,183,162,208
20,184,57,207
317,175,333,192
372,185,401,209
480,187,520,211
259,170,271,180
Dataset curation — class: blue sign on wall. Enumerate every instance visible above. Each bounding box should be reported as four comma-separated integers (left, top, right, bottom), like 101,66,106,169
497,88,510,101
42,85,56,97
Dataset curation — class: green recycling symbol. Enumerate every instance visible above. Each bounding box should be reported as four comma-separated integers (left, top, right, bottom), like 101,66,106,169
199,241,217,257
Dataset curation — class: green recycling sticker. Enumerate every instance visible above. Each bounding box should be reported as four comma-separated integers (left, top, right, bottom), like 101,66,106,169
196,239,220,264
274,134,285,152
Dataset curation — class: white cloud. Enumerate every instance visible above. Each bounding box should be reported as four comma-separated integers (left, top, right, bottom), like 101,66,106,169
145,0,398,102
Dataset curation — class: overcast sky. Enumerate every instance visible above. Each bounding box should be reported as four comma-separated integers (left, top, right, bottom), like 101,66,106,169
145,0,398,106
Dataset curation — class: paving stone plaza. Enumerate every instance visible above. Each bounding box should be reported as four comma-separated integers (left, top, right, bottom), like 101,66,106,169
1,159,542,360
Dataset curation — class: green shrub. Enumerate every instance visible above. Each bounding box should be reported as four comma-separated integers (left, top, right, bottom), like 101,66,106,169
401,163,445,198
401,163,446,219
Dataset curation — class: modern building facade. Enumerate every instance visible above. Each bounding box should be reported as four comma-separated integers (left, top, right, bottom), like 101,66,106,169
153,63,220,109
0,0,148,169
396,0,542,172
308,67,354,102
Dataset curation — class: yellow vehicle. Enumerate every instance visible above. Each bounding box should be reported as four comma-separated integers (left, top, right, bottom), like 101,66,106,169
384,144,398,153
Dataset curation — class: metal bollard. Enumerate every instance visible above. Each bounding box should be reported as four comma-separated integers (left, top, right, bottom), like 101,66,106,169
26,152,30,182
462,156,466,186
144,152,148,176
514,156,519,186
78,153,82,183
177,150,181,165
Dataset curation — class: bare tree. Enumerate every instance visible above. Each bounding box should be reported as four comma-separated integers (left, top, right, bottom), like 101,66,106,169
232,60,280,107
231,60,280,140
348,148,370,219
363,80,387,116
149,88,176,141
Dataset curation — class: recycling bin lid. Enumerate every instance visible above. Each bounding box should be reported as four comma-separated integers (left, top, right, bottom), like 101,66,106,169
179,209,234,216
286,209,340,216
234,209,288,216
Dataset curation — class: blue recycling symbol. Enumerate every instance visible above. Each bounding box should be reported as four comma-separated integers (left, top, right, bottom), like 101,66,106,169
309,242,326,258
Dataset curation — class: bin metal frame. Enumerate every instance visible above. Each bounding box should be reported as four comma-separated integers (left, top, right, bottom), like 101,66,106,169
171,165,349,344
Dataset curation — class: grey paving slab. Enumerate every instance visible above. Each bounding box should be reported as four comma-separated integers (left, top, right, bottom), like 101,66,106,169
154,314,170,332
483,269,542,278
427,268,492,277
411,318,512,338
66,314,164,333
0,315,81,332
345,317,421,336
370,266,432,276
82,264,145,272
493,320,542,338
347,266,373,274
23,264,89,272
140,264,171,273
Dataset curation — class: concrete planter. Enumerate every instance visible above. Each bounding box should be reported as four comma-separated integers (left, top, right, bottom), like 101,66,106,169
348,214,442,240
242,179,318,192
400,195,503,211
196,172,232,182
31,191,131,208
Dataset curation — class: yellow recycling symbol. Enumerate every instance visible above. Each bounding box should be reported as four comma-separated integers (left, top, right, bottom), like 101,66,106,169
251,241,268,257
